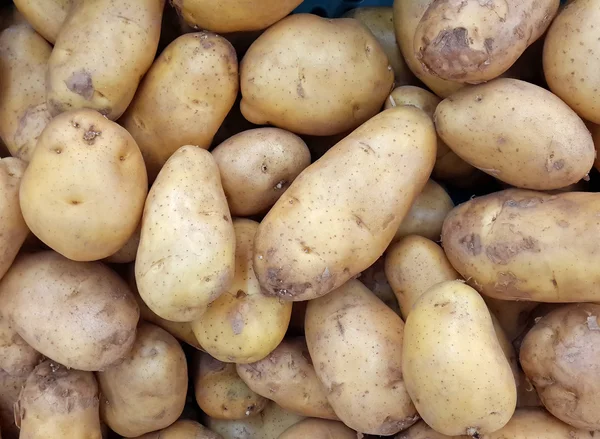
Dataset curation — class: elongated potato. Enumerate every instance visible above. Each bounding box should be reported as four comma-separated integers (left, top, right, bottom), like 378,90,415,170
254,106,436,301
13,0,72,43
132,420,223,439
0,25,52,161
306,280,417,435
279,419,356,439
46,0,164,120
122,33,238,181
136,146,235,322
358,257,401,316
435,79,595,190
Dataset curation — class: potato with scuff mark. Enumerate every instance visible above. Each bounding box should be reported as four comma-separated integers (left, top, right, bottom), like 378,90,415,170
279,419,356,439
13,0,72,43
131,419,223,439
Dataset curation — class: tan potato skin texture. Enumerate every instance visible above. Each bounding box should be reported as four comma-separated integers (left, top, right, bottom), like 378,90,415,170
121,33,238,182
98,323,188,437
135,146,235,323
358,256,401,315
46,0,164,120
544,0,600,124
279,419,356,439
104,226,140,264
395,420,466,439
253,106,436,302
236,337,338,420
212,128,311,217
240,14,394,136
12,0,72,43
131,420,223,439
0,25,52,161
191,219,291,363
16,361,102,439
403,281,516,436
434,78,594,190
306,280,418,436
591,123,600,172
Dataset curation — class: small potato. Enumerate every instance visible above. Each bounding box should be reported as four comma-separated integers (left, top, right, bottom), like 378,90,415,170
483,296,537,342
0,370,31,438
19,109,148,262
104,226,141,264
12,0,72,43
16,361,102,439
46,0,164,119
122,32,238,181
279,419,356,439
358,257,401,316
98,323,188,437
132,420,223,439
236,337,338,420
435,79,595,190
240,14,394,136
136,146,235,323
193,353,268,420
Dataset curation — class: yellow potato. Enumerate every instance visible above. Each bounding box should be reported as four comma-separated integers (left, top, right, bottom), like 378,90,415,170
240,14,394,136
483,296,538,342
135,146,235,322
396,421,465,439
358,256,401,316
131,420,223,439
254,106,436,301
103,225,140,264
279,419,356,439
13,0,72,43
0,369,32,438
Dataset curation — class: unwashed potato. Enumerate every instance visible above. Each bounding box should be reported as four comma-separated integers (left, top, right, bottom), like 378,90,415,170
279,419,356,439
358,257,401,316
0,25,52,161
0,369,32,438
483,296,538,342
240,14,394,136
434,78,595,190
306,280,418,435
104,226,140,264
122,32,238,181
12,0,72,43
193,353,268,420
253,106,436,301
236,337,338,420
135,146,235,322
46,0,164,119
132,420,223,439
98,323,188,437
16,361,102,439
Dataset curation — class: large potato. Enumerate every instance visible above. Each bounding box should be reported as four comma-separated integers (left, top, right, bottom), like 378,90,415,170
19,109,148,262
97,323,188,437
12,0,71,43
0,369,31,438
136,146,235,322
132,420,223,439
358,256,401,316
279,419,356,439
121,33,238,181
46,0,164,120
403,280,516,436
306,280,417,435
434,79,595,190
0,25,52,161
240,14,394,136
254,106,436,301
212,128,310,216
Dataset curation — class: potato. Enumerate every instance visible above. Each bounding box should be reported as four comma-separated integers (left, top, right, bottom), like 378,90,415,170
236,337,338,420
12,0,71,43
135,146,235,322
0,369,31,438
0,25,52,161
240,14,394,136
104,226,141,264
434,78,595,190
97,323,188,437
483,296,538,342
1,251,139,371
395,420,464,439
193,353,268,420
306,280,417,435
192,219,290,363
132,420,223,439
544,0,600,124
254,106,436,301
441,189,600,302
121,33,238,181
46,0,164,120
358,257,401,316
403,280,516,436
413,0,558,83
16,360,102,439
279,419,356,439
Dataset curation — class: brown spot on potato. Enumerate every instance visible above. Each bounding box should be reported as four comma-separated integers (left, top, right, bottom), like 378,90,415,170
236,290,247,299
83,126,101,144
380,414,420,435
459,233,482,256
553,160,565,170
65,69,94,100
486,236,540,265
296,81,305,98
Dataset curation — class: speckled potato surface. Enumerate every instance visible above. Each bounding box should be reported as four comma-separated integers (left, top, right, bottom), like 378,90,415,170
13,0,72,43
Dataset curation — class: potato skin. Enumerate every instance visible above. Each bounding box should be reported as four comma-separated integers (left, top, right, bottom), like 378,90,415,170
12,0,72,43
131,420,223,439
358,256,401,316
435,79,595,190
254,106,436,301
104,226,140,264
0,369,31,438
483,296,537,342
306,280,418,435
395,420,465,439
122,32,238,181
591,123,600,172
279,419,356,439
135,146,235,322
240,14,394,136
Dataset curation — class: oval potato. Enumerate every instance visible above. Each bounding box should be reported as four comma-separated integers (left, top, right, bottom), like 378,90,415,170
131,420,223,439
12,0,72,43
279,419,356,439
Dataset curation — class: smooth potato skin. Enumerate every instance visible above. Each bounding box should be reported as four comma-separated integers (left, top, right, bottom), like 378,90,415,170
131,420,223,439
279,419,356,439
13,0,72,43
253,106,436,301
435,79,594,190
104,226,140,264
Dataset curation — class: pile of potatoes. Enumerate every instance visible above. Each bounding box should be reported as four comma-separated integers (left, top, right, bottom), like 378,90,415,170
1,0,600,437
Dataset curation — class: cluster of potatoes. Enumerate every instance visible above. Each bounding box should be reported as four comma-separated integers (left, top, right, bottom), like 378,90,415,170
1,0,600,438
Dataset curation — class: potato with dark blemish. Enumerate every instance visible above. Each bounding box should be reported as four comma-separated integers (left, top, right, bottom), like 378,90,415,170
12,0,72,43
253,106,436,302
135,146,235,323
279,419,356,439
97,323,187,437
358,256,401,316
131,419,223,439
305,280,418,435
19,109,148,262
191,219,291,363
435,79,595,190
46,0,164,120
212,128,311,217
240,14,394,136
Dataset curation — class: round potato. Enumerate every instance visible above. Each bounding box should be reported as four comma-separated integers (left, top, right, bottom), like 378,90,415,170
0,369,32,438
279,419,356,439
104,225,140,264
358,256,401,316
212,128,311,217
131,420,223,439
98,323,188,437
12,0,71,43
240,14,394,136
